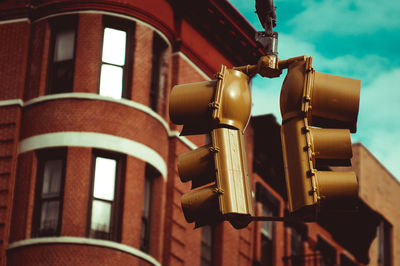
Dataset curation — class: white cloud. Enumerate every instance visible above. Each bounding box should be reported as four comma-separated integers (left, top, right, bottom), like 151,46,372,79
351,68,400,180
251,75,284,120
287,0,400,35
277,33,389,84
252,33,390,119
252,33,400,181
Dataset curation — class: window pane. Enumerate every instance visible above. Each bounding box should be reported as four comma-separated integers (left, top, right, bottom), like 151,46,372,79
102,27,126,66
261,203,273,239
99,64,123,99
93,157,116,200
39,200,60,235
260,235,273,266
90,200,112,233
51,61,74,93
201,226,213,266
142,177,152,218
54,29,75,62
42,159,63,195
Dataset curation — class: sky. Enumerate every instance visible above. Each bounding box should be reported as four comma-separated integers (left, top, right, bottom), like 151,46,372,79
228,0,400,181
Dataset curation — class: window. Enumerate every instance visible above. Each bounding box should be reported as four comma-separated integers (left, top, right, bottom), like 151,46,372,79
140,164,159,253
32,149,66,237
260,203,274,266
150,33,168,112
47,15,78,94
99,17,134,99
200,226,214,266
290,224,307,266
256,183,280,266
378,220,392,266
88,151,125,241
316,237,336,266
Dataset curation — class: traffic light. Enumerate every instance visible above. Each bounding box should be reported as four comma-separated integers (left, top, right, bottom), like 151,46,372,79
279,56,361,220
169,65,254,229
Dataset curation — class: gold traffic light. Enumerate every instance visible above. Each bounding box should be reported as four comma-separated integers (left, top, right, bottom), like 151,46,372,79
169,65,254,229
280,57,361,220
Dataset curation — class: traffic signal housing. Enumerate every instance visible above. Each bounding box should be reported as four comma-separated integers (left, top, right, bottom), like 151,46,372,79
169,65,254,229
280,57,361,220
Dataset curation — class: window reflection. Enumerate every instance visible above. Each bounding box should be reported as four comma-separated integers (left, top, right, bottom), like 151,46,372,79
90,200,112,233
47,15,77,94
54,29,75,62
99,64,123,99
201,226,214,266
93,157,116,201
88,153,124,241
102,28,126,66
99,24,128,100
42,160,62,195
33,150,66,238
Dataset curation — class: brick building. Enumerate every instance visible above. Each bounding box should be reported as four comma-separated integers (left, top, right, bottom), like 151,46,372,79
0,0,399,265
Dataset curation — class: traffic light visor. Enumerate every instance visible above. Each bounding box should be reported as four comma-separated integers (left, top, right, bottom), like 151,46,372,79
310,72,361,133
316,171,358,200
169,66,252,135
178,144,215,189
169,81,216,135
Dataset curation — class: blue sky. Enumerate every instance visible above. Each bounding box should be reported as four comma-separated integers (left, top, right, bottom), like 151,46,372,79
228,0,400,181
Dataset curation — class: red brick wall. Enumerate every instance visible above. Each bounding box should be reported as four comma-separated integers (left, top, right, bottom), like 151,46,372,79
61,147,92,237
9,151,35,243
0,21,30,100
353,144,400,265
74,14,102,94
20,99,169,160
0,106,22,265
7,243,153,266
23,20,49,101
132,23,154,107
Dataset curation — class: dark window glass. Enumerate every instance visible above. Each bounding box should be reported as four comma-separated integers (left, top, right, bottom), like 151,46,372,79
256,183,279,266
260,203,274,266
150,33,168,112
88,152,124,241
47,16,77,94
288,225,306,266
32,149,66,237
316,237,337,266
99,16,135,99
140,164,159,253
378,220,392,266
291,227,302,256
201,226,214,266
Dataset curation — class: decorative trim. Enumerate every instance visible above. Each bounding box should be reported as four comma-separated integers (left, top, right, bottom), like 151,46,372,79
33,10,171,47
7,237,161,266
0,99,23,107
169,130,198,150
18,132,167,179
0,18,30,25
1,95,197,153
21,93,198,151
